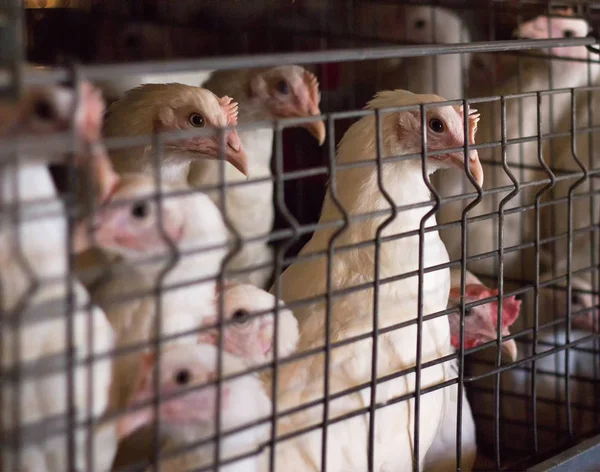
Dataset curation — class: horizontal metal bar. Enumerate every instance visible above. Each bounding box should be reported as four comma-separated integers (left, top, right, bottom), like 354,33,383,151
3,37,596,87
528,433,600,472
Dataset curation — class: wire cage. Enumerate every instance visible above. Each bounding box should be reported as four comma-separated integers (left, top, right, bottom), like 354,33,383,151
2,0,600,471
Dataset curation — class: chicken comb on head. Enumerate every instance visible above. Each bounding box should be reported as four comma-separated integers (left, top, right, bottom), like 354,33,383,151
458,105,480,145
303,69,320,106
217,95,239,126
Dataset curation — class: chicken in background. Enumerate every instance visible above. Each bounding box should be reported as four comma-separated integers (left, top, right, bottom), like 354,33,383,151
189,66,325,288
424,269,521,472
116,344,271,472
270,90,483,471
344,5,473,106
200,281,299,367
438,13,598,283
94,21,216,103
469,328,600,462
516,269,599,334
0,82,116,472
103,83,248,184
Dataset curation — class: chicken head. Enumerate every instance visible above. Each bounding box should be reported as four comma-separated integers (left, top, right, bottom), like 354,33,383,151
365,90,483,186
104,84,248,178
116,344,229,440
249,66,326,145
198,281,299,366
515,12,591,60
448,283,522,361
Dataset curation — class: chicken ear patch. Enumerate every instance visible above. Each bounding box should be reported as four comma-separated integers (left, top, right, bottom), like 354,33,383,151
218,95,239,126
303,70,321,106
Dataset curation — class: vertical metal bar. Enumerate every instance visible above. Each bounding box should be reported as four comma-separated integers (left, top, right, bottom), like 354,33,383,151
0,0,23,100
532,88,556,453
213,127,235,472
368,108,397,472
415,103,442,472
269,120,301,472
149,128,180,472
565,88,590,440
495,95,521,469
150,130,163,472
322,114,346,472
457,99,484,472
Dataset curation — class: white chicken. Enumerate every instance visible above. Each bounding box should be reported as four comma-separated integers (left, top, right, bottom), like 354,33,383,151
103,83,248,184
0,82,115,472
188,66,325,288
438,13,599,281
349,5,472,104
116,344,271,472
269,90,483,471
424,269,521,472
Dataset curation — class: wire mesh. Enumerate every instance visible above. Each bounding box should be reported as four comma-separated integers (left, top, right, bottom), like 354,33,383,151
2,1,600,472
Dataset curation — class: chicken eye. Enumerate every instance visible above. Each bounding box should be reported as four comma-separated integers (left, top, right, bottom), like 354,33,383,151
174,369,191,385
232,309,251,324
428,118,445,133
414,19,426,30
571,293,583,306
563,29,575,38
131,201,150,219
33,99,55,121
276,80,289,95
189,113,205,127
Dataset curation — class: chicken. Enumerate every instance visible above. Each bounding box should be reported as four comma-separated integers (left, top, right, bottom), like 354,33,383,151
74,173,230,410
0,82,115,472
116,344,271,472
517,270,599,333
424,269,521,472
199,280,299,367
348,5,472,106
469,328,599,461
438,13,599,281
188,66,325,288
103,83,248,184
268,90,483,471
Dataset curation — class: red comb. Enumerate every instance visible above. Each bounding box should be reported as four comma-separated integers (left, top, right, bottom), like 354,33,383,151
218,95,239,126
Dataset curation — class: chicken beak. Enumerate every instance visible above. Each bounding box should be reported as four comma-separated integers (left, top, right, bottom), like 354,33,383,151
304,119,326,146
224,130,249,177
501,338,518,363
116,404,153,440
450,149,484,187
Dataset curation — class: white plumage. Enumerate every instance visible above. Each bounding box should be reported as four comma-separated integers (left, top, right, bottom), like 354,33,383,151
0,83,115,472
117,344,272,472
75,174,230,411
269,89,483,471
189,66,325,288
438,14,599,281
